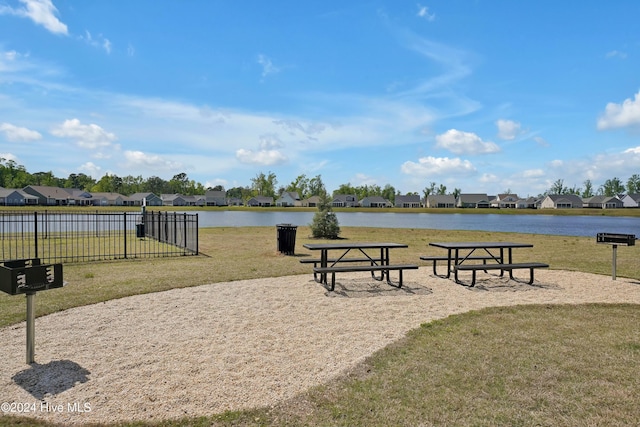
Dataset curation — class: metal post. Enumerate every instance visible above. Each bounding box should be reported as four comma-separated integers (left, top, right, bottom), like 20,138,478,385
195,213,199,255
26,292,36,364
612,244,618,280
123,211,128,259
33,211,38,259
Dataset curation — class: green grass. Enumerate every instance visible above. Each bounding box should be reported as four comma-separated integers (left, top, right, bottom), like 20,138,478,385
2,226,640,426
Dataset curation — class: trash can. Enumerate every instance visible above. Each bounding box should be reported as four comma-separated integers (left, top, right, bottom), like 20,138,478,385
276,224,297,255
136,223,145,238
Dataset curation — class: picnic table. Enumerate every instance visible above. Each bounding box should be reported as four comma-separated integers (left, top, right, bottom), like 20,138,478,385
427,241,548,286
301,242,418,291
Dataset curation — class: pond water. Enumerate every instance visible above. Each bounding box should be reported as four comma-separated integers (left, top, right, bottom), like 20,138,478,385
191,210,640,238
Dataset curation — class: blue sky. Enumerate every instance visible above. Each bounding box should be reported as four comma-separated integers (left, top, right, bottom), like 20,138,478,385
1,1,640,196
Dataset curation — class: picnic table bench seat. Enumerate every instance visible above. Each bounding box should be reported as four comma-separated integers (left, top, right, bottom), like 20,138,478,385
454,262,549,286
420,254,496,276
301,257,382,282
313,264,419,291
299,257,378,265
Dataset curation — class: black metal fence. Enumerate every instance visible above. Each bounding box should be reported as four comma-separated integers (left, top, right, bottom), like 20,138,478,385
0,210,198,264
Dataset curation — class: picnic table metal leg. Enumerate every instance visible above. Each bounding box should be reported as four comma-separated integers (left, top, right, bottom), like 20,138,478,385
369,248,386,281
507,248,515,279
454,267,475,286
385,268,403,288
321,250,328,285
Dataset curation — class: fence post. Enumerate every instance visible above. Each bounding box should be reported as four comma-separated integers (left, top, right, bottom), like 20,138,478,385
123,211,128,259
173,213,177,245
181,213,186,252
34,211,38,259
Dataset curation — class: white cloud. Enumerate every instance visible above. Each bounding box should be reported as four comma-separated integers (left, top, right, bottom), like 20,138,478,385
257,54,280,78
0,153,19,162
258,133,282,150
205,178,228,189
496,119,521,140
0,0,68,35
597,91,640,130
479,173,499,184
401,156,476,177
103,39,112,54
80,30,112,54
416,4,435,21
236,148,287,166
522,169,546,178
435,129,500,155
605,50,627,59
123,150,182,171
78,161,101,177
50,118,117,149
235,133,289,165
533,136,549,147
353,173,379,186
0,122,42,141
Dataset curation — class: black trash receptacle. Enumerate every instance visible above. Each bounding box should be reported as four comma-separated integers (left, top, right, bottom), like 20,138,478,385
136,223,145,238
276,224,297,255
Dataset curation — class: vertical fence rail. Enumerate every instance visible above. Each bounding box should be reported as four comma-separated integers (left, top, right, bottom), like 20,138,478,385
0,211,198,264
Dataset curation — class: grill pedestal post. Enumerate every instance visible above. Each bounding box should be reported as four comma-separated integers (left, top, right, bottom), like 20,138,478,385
611,244,618,281
26,292,35,364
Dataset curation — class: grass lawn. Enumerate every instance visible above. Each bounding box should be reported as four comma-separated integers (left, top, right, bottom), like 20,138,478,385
1,226,639,426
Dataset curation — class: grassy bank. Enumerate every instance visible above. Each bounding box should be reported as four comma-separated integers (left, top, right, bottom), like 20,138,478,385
2,226,639,426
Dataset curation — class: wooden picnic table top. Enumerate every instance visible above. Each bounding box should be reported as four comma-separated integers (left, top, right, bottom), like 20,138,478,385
303,242,409,251
429,241,533,250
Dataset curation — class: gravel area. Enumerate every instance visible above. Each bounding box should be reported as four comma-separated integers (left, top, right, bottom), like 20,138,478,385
1,268,639,425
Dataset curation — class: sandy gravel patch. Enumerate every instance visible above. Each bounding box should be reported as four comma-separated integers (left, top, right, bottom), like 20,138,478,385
1,268,639,425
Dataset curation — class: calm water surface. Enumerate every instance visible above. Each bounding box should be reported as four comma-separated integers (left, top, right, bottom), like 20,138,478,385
192,211,640,238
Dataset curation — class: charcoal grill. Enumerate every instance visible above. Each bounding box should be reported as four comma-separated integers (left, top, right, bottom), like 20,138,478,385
596,233,636,280
0,259,65,363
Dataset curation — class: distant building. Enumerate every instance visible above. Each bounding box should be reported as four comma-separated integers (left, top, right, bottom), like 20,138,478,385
395,194,421,208
426,194,456,208
456,193,491,208
205,190,228,206
332,194,358,208
246,196,273,207
276,192,301,207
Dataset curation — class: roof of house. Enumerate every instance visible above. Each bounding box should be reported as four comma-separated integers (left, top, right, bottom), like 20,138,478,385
428,194,456,202
129,192,160,200
25,185,88,200
278,191,300,200
584,195,622,204
458,193,490,202
205,190,226,198
360,196,388,203
90,192,128,200
333,194,357,202
249,196,274,202
0,188,37,198
396,194,421,203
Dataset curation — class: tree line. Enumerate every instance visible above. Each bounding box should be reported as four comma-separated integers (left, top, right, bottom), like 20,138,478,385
2,158,639,203
546,177,640,198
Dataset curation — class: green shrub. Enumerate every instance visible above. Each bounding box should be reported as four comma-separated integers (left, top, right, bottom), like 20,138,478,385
310,193,341,239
